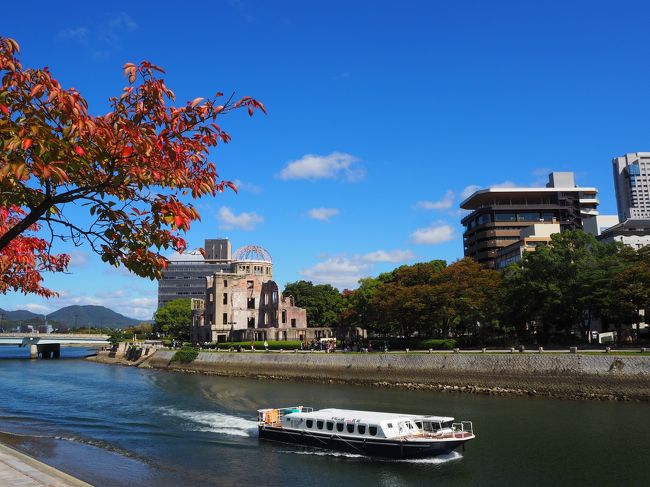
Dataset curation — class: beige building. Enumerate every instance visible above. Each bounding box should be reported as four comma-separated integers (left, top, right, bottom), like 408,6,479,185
495,223,560,269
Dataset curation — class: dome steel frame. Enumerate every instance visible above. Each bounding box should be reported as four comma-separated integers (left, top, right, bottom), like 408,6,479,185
233,245,273,263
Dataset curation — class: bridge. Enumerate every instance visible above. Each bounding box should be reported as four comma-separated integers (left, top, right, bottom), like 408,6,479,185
0,333,111,359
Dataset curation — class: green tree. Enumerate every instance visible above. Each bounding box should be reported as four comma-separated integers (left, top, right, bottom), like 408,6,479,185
283,281,344,327
153,298,191,341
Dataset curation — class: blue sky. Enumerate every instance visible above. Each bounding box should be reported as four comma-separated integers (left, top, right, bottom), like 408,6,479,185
2,0,650,320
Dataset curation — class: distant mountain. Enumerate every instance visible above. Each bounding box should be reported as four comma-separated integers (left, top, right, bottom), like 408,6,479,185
0,308,40,321
0,305,141,329
48,305,141,328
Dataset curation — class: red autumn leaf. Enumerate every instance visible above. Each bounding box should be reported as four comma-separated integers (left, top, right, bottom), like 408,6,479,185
226,181,238,193
0,104,8,116
74,146,85,156
122,146,133,157
173,215,184,228
247,106,254,116
22,139,32,150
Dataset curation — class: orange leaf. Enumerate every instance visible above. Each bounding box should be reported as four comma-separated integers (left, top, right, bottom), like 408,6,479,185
22,139,32,150
226,181,238,193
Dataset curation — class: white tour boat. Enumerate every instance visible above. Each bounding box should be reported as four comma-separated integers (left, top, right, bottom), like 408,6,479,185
257,406,475,458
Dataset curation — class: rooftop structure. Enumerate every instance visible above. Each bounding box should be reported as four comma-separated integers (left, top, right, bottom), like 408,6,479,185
598,219,650,250
461,172,598,269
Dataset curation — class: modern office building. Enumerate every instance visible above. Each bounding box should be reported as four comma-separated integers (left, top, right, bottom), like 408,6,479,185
460,172,599,269
612,152,650,221
157,239,234,308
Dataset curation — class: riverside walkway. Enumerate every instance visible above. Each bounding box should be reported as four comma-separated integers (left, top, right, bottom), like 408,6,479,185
0,443,90,486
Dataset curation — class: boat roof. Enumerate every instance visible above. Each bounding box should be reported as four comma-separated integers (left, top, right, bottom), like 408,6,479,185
287,408,454,423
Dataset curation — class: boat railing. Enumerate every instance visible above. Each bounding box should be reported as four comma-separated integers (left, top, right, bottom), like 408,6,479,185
452,421,473,438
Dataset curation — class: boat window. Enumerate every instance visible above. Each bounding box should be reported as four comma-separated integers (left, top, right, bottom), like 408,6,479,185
386,423,393,429
346,424,355,434
316,420,324,430
336,423,344,432
415,421,423,430
306,419,313,428
369,426,378,436
442,421,453,429
326,421,334,431
357,424,366,435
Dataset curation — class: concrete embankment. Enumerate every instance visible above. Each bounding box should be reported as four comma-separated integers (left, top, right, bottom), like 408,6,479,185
0,442,90,487
143,350,650,401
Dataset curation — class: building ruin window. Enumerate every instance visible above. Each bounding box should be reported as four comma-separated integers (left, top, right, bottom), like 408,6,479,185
223,313,228,325
224,280,228,287
223,293,228,305
291,318,296,328
282,310,287,324
272,291,278,304
264,312,269,325
247,297,255,309
248,317,255,328
247,280,254,290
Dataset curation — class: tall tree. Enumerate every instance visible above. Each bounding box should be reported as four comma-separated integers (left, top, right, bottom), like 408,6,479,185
153,298,191,341
0,37,264,296
283,280,344,327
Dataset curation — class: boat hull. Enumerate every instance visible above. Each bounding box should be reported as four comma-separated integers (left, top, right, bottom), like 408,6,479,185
258,426,471,459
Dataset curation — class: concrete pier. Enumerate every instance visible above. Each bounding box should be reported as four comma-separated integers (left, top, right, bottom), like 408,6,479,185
0,443,90,486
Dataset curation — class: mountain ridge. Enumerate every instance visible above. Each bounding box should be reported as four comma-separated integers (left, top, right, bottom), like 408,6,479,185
0,305,143,329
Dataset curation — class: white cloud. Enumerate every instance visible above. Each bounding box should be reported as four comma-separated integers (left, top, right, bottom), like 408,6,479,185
233,179,262,194
58,27,89,41
362,249,415,263
308,207,340,221
68,251,90,269
279,152,364,182
300,257,371,289
415,190,455,210
461,185,481,200
23,303,50,314
218,206,263,231
410,221,456,245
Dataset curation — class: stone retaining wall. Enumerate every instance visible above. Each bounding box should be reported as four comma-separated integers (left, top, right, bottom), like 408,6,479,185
147,350,650,401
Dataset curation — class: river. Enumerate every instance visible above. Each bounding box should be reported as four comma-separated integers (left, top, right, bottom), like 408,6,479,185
0,346,647,486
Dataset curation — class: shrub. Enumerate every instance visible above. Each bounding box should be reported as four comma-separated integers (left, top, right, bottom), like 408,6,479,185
372,338,457,351
171,347,199,363
215,340,302,351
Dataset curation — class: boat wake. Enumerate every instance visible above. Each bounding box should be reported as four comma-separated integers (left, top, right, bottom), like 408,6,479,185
280,448,463,464
158,407,257,437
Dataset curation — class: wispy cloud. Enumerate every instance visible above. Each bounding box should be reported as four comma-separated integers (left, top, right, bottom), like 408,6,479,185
460,184,481,200
58,27,89,41
218,206,263,231
233,179,262,194
362,249,415,263
308,207,340,221
300,257,371,289
299,248,414,289
415,190,455,210
410,221,456,245
68,251,90,269
489,181,517,189
57,12,137,58
279,152,365,182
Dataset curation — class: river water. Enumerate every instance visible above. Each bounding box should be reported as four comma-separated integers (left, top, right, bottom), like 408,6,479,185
0,347,648,486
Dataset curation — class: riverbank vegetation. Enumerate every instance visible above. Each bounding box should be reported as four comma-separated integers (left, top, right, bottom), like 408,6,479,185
284,231,650,346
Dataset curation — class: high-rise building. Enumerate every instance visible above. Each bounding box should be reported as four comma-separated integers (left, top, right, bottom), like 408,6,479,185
460,172,598,269
612,152,650,221
157,238,234,308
